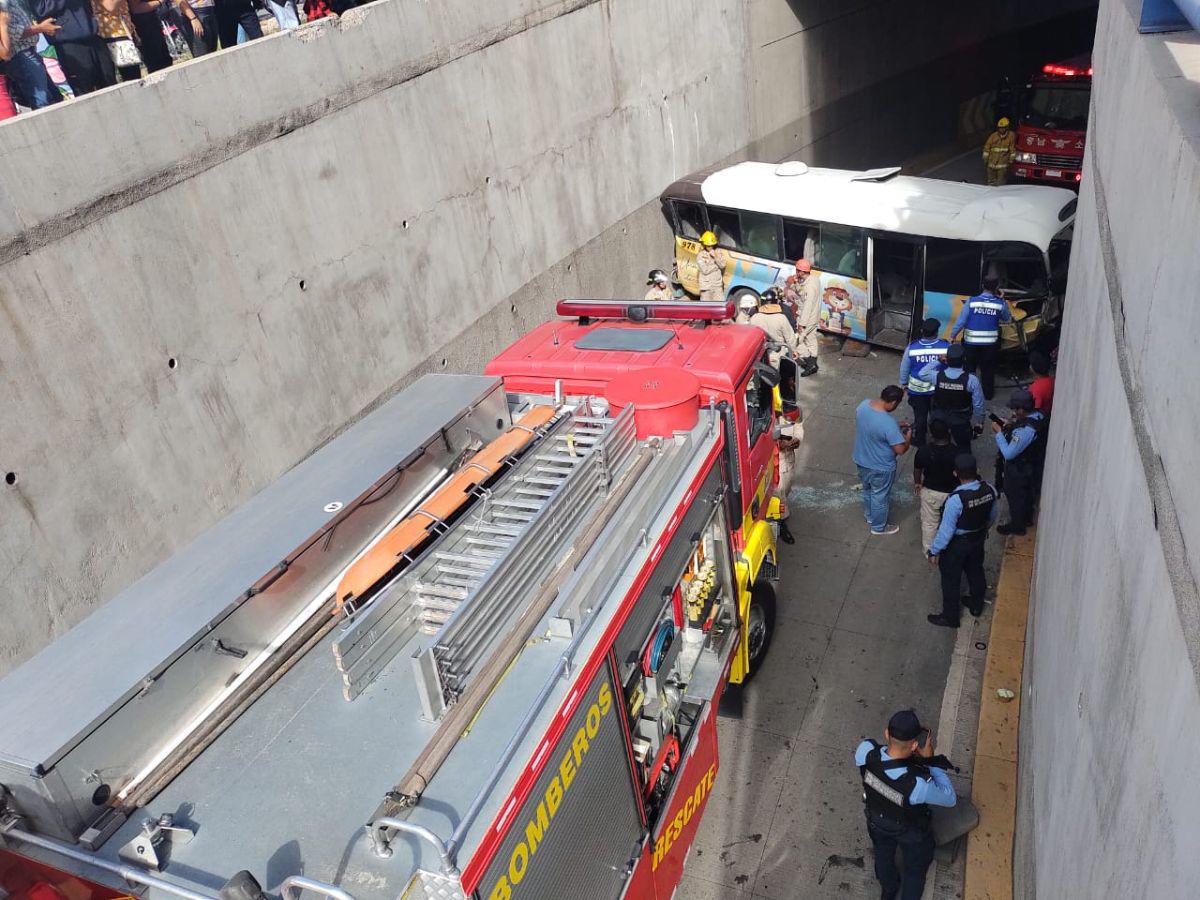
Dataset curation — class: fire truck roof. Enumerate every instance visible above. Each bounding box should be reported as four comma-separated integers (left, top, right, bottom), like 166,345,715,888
484,317,767,397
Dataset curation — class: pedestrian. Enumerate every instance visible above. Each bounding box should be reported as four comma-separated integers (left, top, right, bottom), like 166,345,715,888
784,259,821,376
856,710,956,900
992,388,1047,536
951,275,1012,399
921,343,983,451
33,0,115,94
734,293,757,325
1028,350,1054,416
214,0,258,49
982,117,1016,186
749,287,802,366
913,419,958,554
644,269,674,303
127,0,172,73
852,385,911,536
89,0,139,82
0,0,62,110
695,231,727,303
899,317,949,446
177,0,212,55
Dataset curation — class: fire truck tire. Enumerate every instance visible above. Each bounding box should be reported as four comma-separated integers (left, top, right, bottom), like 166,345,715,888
746,581,776,678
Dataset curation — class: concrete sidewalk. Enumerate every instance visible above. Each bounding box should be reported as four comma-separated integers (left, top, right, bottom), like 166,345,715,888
679,340,1008,899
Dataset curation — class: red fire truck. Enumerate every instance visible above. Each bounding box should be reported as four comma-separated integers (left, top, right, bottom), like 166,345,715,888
1011,54,1092,186
0,301,797,900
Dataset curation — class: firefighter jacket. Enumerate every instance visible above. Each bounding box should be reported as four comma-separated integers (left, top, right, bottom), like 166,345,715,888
983,130,1017,169
696,248,728,293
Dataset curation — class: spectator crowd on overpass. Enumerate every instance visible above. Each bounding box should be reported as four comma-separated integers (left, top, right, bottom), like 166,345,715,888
0,0,365,118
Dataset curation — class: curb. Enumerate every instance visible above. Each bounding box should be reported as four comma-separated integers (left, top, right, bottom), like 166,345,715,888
963,529,1036,900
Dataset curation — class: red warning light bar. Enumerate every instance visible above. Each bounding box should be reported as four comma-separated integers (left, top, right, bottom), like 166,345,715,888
1042,63,1093,77
555,299,735,322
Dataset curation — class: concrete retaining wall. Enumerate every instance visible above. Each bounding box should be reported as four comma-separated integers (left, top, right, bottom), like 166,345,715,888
0,0,1094,675
1017,1,1200,895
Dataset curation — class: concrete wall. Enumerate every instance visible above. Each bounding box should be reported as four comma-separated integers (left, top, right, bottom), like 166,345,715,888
1017,1,1200,896
0,0,1094,676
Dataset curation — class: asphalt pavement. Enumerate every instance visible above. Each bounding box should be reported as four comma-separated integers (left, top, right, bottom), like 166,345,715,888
678,339,1006,900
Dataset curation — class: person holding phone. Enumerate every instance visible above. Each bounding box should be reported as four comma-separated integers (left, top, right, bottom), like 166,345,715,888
992,388,1048,535
856,710,957,900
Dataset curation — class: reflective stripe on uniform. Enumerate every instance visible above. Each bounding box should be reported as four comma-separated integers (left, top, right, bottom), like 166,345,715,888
864,770,906,807
964,328,999,343
972,301,1005,312
908,376,935,393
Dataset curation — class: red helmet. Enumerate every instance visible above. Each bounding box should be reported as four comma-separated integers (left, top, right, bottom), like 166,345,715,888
795,259,813,273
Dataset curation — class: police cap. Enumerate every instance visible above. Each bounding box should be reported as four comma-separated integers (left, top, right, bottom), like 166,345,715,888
1009,388,1035,411
887,710,924,742
946,343,966,365
921,317,941,337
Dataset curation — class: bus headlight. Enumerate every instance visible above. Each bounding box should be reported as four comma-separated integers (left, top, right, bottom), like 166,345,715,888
1015,152,1037,163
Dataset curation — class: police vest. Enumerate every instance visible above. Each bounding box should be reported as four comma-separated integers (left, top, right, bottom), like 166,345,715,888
905,340,949,394
963,293,1006,345
859,742,931,827
1003,414,1048,469
952,482,998,532
933,370,972,414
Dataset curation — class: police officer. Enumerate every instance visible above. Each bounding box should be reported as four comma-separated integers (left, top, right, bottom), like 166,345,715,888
899,318,949,446
696,231,728,303
951,275,1012,400
856,710,957,900
644,269,675,303
992,388,1048,535
919,343,983,451
926,453,998,628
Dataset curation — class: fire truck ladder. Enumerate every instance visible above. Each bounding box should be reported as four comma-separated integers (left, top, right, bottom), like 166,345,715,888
332,404,637,709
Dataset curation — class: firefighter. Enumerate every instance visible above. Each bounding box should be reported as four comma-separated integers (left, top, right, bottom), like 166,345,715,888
899,317,949,446
735,293,758,324
919,344,983,450
776,409,802,545
855,710,957,900
926,453,998,628
784,259,821,376
750,288,802,365
696,231,728,303
644,269,675,302
982,117,1016,186
951,275,1012,400
992,387,1047,535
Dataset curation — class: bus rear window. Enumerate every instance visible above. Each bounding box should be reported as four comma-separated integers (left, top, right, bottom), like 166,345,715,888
925,239,982,296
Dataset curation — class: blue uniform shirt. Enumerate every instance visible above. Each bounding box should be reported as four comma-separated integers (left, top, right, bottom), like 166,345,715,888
899,338,950,394
995,411,1046,460
952,292,1013,345
929,480,1000,555
917,363,985,422
854,740,957,807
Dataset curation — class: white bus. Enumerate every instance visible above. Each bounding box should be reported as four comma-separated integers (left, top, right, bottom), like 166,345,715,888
660,161,1076,350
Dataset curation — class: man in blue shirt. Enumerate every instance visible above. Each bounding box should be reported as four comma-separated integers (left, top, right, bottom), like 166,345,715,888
856,710,956,900
926,454,998,628
919,344,984,451
951,275,1013,400
853,385,911,535
899,317,948,447
992,388,1048,535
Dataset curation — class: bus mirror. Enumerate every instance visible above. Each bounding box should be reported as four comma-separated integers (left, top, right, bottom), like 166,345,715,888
778,356,799,409
755,361,781,388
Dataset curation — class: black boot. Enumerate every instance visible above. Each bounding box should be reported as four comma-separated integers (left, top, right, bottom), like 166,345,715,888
996,522,1027,536
779,519,795,544
800,357,819,377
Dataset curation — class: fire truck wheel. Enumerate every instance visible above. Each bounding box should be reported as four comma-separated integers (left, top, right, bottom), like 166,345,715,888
746,582,777,678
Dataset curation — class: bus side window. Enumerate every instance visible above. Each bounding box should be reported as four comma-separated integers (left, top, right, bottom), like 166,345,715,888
707,207,741,249
925,238,983,295
817,224,865,278
783,218,820,262
739,210,781,260
673,201,707,240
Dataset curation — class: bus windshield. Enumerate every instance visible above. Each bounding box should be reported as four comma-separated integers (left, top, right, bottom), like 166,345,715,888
1022,85,1090,131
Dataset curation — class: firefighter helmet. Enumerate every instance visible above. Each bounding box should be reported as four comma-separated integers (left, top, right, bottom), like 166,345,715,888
739,294,759,310
647,268,670,285
700,231,718,247
997,117,1011,128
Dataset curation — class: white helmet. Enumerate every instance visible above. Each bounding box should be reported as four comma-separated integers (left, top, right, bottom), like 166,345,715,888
739,295,759,310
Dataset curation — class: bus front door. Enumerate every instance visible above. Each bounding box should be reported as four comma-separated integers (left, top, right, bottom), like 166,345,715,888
867,236,923,349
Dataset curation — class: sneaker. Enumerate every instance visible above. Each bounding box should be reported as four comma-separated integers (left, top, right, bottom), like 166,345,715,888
927,614,960,628
870,524,900,535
